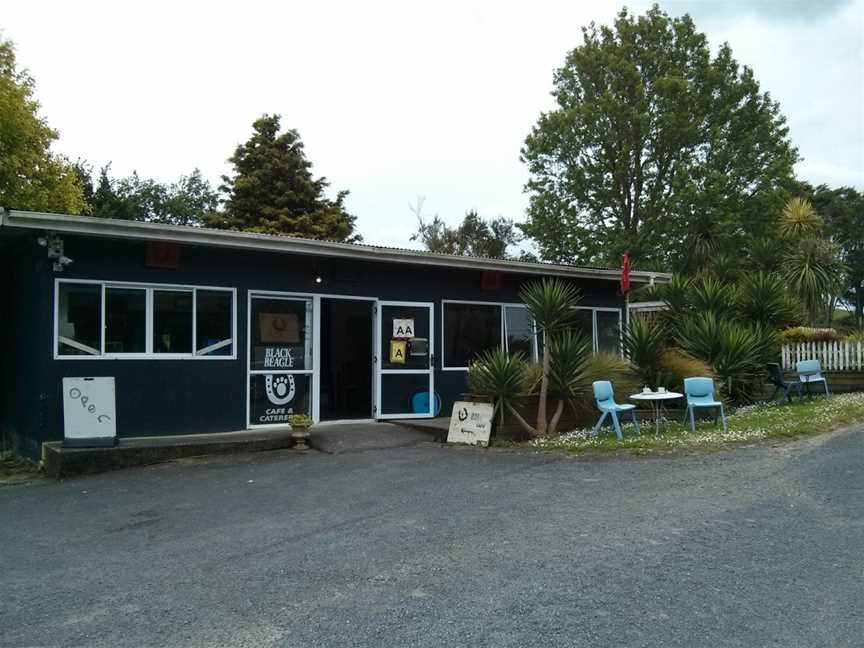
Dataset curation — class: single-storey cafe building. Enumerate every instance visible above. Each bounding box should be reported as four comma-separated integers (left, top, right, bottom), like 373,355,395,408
0,208,666,458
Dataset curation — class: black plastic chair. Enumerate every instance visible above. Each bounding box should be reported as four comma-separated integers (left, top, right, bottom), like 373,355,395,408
767,363,801,402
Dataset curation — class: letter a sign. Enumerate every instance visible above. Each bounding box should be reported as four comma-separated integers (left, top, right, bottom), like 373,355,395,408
392,318,415,339
389,340,407,364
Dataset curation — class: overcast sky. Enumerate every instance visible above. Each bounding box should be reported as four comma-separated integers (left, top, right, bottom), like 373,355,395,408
4,0,863,248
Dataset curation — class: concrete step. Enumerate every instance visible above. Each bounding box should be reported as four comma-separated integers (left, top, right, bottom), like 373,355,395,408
42,428,299,479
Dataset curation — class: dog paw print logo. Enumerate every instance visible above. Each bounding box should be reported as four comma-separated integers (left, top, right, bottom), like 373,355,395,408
265,374,296,405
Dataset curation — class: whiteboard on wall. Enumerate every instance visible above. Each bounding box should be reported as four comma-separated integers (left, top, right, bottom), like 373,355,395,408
62,377,117,442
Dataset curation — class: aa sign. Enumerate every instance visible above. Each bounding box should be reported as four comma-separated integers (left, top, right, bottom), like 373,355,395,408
392,318,415,338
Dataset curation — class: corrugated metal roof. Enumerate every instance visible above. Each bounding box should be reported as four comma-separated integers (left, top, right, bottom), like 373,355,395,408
0,208,672,283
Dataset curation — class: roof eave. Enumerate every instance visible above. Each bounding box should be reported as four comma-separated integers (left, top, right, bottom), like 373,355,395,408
0,209,672,284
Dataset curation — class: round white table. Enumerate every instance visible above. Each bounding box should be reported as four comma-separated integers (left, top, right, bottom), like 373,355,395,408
629,391,683,434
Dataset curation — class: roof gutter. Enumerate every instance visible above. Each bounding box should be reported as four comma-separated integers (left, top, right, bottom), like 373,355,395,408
1,208,672,284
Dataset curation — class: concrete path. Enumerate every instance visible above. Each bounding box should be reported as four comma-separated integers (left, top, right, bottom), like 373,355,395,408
311,422,436,454
1,426,862,647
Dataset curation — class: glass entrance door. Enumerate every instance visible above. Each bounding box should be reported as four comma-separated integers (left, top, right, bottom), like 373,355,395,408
248,294,314,427
375,301,434,419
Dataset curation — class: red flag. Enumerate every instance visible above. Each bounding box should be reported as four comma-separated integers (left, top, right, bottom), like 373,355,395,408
620,252,631,294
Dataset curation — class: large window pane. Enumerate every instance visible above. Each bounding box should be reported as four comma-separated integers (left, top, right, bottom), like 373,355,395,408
57,283,101,355
250,298,312,371
504,306,536,360
596,310,622,355
196,290,233,356
443,303,501,368
380,373,432,416
249,373,311,426
570,309,595,348
154,290,193,354
105,288,146,353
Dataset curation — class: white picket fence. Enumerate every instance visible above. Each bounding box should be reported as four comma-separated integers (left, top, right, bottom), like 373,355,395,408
781,341,864,372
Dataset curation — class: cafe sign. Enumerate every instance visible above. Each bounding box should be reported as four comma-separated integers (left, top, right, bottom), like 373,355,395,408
249,373,310,425
447,401,493,447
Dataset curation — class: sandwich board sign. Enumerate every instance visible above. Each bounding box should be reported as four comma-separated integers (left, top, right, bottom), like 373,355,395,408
447,401,493,447
62,377,117,447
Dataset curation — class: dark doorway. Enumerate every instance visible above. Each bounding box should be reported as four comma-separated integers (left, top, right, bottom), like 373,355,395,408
320,299,374,420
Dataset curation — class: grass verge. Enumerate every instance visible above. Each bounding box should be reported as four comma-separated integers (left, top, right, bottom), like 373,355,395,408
497,392,864,454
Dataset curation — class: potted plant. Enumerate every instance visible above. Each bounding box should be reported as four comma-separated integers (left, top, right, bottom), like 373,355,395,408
288,414,313,450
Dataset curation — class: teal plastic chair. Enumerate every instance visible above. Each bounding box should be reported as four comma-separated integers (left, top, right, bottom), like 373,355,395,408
592,380,640,441
795,359,829,397
683,377,726,433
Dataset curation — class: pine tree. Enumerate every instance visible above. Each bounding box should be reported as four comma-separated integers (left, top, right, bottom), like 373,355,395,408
206,115,359,241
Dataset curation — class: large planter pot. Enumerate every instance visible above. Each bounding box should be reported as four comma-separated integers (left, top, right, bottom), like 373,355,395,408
290,426,312,450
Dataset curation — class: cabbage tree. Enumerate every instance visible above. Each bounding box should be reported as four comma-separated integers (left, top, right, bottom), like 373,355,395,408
519,278,580,435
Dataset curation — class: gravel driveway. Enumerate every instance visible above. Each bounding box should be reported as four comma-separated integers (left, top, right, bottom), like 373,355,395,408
1,427,862,647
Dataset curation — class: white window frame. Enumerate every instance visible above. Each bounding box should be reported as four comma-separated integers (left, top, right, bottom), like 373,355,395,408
245,289,381,426
375,300,435,419
441,300,539,371
247,292,316,428
573,306,623,355
54,278,238,360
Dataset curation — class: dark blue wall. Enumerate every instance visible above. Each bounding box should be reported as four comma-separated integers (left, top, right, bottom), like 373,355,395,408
2,235,51,458
2,231,625,458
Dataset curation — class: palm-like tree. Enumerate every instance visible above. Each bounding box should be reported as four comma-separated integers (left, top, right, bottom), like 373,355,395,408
676,312,768,400
519,278,580,435
782,237,846,325
546,329,594,434
466,348,534,434
747,236,784,274
735,272,798,328
779,197,823,238
688,277,737,317
623,315,668,388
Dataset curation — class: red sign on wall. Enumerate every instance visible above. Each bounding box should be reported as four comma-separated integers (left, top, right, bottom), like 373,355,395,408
481,271,502,291
145,242,182,269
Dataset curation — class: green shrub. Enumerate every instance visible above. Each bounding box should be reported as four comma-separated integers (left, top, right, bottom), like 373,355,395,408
623,314,668,387
288,414,313,428
586,352,640,399
845,330,864,343
657,348,714,392
655,275,692,320
780,326,842,343
688,277,737,315
466,348,528,401
735,272,799,329
676,312,769,402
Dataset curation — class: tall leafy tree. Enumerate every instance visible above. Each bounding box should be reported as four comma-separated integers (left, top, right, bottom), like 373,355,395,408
520,5,797,269
206,114,359,241
809,185,864,327
80,163,219,226
0,37,84,213
410,198,521,258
